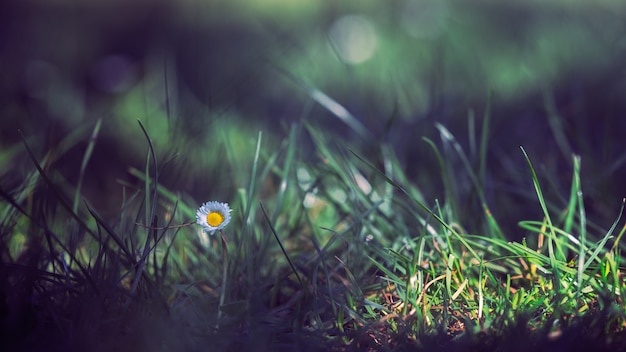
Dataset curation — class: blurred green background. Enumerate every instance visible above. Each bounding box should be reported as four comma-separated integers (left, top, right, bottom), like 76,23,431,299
2,0,626,235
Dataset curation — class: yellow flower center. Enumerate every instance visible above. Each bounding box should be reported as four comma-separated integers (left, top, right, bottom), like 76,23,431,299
207,211,225,227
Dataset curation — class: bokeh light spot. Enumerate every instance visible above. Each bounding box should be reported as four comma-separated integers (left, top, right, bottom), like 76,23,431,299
329,14,378,64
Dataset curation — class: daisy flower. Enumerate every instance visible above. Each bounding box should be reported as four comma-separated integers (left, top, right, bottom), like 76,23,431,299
196,201,232,235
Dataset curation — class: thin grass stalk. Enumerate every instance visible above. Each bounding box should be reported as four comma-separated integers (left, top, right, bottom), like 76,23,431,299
582,199,625,272
520,146,563,289
245,132,263,291
573,156,586,301
349,149,480,259
73,118,102,213
422,137,458,222
18,130,97,239
272,124,298,224
310,235,337,317
436,123,503,239
260,201,304,288
543,88,574,162
129,120,159,298
478,91,492,188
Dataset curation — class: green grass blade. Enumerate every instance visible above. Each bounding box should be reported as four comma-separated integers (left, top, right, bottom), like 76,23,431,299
478,91,492,187
73,118,102,213
242,131,262,234
126,168,195,219
543,89,574,161
563,155,579,234
18,130,97,238
520,146,564,288
582,198,625,272
572,155,586,300
137,119,158,228
132,119,159,296
85,204,136,265
259,201,304,289
276,67,373,140
422,136,457,220
349,149,480,259
272,124,299,223
435,123,504,239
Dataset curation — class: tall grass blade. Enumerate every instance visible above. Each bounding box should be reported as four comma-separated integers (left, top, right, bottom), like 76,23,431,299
543,89,574,162
520,146,563,288
127,168,195,218
242,131,262,233
572,155,586,300
478,91,492,187
582,199,625,272
273,124,299,223
275,67,372,140
422,136,458,220
259,201,304,288
0,186,96,290
131,120,159,297
73,118,102,213
436,123,504,238
18,130,96,238
563,156,579,234
85,204,136,265
349,149,480,259
137,119,158,227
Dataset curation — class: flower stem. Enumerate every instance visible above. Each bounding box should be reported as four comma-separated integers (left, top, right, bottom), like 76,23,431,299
217,230,229,324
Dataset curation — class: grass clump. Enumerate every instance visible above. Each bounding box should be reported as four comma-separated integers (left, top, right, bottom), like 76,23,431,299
1,116,626,352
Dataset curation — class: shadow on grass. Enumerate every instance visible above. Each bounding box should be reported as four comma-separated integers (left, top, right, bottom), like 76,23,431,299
1,254,625,352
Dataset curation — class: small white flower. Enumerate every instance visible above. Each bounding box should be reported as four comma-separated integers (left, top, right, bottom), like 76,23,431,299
196,201,231,235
